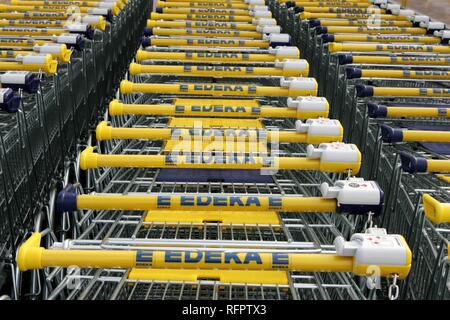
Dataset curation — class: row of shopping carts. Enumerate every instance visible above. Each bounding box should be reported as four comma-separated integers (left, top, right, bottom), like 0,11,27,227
11,0,423,300
270,0,450,299
0,0,152,298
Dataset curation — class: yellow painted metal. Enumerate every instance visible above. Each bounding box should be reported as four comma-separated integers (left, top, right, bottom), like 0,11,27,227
351,55,450,66
79,146,361,173
150,12,254,22
129,62,309,77
146,38,271,49
119,80,318,97
423,194,450,224
17,233,412,278
144,210,280,224
128,268,289,285
108,99,328,119
329,43,449,53
436,174,450,183
147,20,258,30
360,69,450,80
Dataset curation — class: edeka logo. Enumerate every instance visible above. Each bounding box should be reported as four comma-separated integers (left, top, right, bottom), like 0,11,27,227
156,195,283,209
181,84,247,92
135,251,290,266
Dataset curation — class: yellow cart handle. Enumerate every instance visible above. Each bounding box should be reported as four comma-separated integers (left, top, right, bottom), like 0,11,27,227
157,1,250,9
329,43,450,53
0,53,57,74
323,26,426,35
79,145,360,173
423,194,450,224
347,68,450,80
147,19,258,30
0,4,103,15
0,13,106,30
0,42,72,62
129,62,309,77
368,103,450,118
120,80,318,97
314,19,412,27
162,0,246,2
356,85,450,98
150,12,254,22
108,99,328,119
147,27,263,39
380,124,450,143
135,50,285,63
16,232,411,279
157,8,259,17
95,121,342,144
145,37,270,48
294,7,385,14
329,34,440,44
400,152,450,173
299,12,408,20
10,0,122,14
292,1,372,8
349,55,450,66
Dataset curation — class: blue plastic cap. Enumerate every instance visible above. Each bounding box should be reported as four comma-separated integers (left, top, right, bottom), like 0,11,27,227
105,10,114,22
355,85,374,97
367,103,387,118
57,184,78,214
338,54,353,65
346,67,362,79
380,124,403,143
143,27,153,36
0,88,20,113
141,36,151,47
26,75,40,94
321,34,334,43
285,1,295,8
85,25,95,40
400,152,428,173
315,26,328,34
293,6,303,13
309,19,321,27
156,7,163,13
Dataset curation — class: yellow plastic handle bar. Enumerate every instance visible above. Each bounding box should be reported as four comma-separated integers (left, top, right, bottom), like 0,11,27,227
329,43,450,53
423,194,450,224
147,20,258,30
0,13,106,30
0,26,69,36
360,69,450,80
150,12,253,22
295,1,372,7
294,7,385,13
147,37,270,48
381,106,450,118
120,80,318,97
316,19,412,27
0,54,57,74
108,99,328,119
324,26,426,34
402,129,450,142
148,27,263,39
299,12,408,20
157,8,257,17
373,87,450,97
0,41,72,62
332,35,440,44
157,1,250,9
10,0,122,14
17,232,411,279
129,62,309,77
79,146,359,173
0,4,104,15
95,121,341,144
135,50,295,63
280,0,371,3
351,55,450,66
